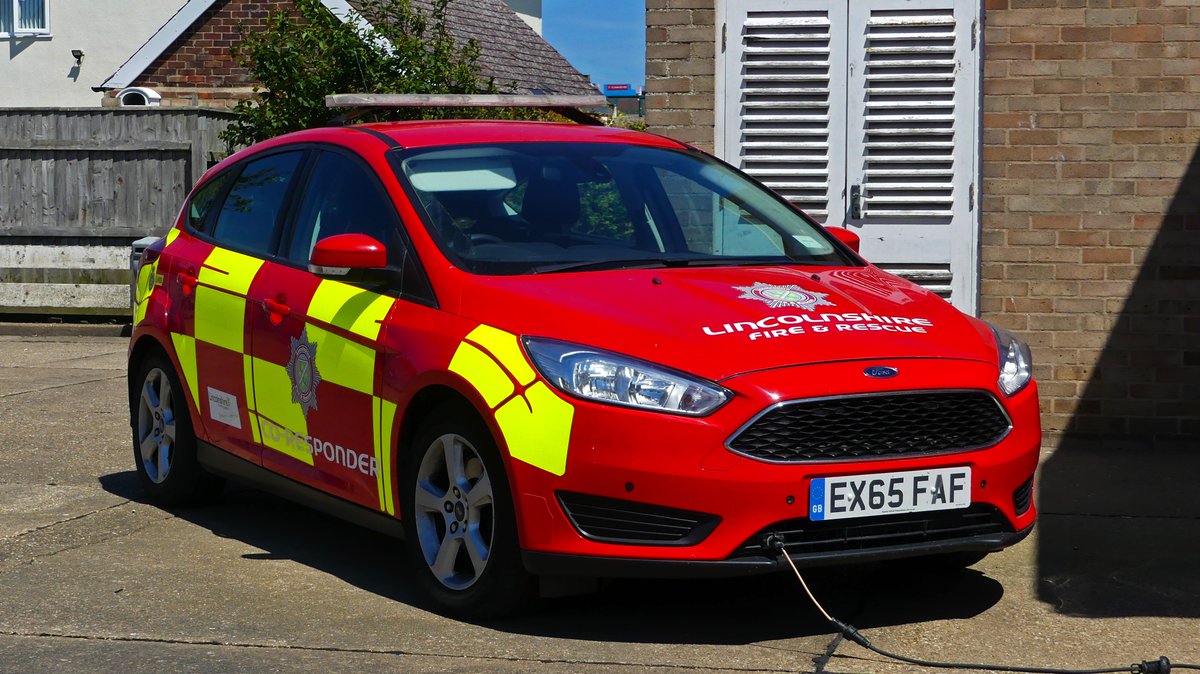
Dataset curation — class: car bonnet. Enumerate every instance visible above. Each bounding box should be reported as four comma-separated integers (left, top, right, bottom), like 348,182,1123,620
452,264,999,383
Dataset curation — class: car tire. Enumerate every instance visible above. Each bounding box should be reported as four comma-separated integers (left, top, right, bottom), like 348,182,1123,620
131,351,223,505
402,406,534,618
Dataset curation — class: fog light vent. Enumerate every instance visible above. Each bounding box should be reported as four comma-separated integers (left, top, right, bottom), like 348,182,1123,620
1013,476,1034,515
557,492,719,546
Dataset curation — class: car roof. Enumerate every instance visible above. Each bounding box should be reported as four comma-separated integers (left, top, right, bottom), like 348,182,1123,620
246,120,689,153
356,119,689,150
203,120,693,190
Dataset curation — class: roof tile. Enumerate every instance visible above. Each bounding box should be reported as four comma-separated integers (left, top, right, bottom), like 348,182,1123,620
350,0,597,96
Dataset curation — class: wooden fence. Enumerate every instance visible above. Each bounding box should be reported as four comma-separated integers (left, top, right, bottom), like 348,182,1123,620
0,108,234,315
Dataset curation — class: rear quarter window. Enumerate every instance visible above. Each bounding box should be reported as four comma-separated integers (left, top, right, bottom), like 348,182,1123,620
187,172,233,232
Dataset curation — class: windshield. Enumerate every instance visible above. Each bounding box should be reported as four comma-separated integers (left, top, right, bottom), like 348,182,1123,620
394,142,859,275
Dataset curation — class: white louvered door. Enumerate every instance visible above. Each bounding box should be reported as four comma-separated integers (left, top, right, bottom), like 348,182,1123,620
722,4,847,223
719,0,980,313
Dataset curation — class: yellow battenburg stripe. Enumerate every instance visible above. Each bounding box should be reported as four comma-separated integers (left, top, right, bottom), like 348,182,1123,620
193,288,247,353
465,324,536,386
372,396,400,514
243,355,260,443
308,280,393,340
448,342,514,408
449,324,575,477
133,259,157,325
193,247,264,353
250,356,313,465
165,228,181,246
199,247,262,294
379,398,397,515
170,332,200,412
306,324,376,394
372,398,385,510
242,354,257,411
249,415,262,444
493,383,574,477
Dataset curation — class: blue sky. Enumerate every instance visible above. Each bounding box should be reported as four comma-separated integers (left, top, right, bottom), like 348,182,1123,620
542,1,645,90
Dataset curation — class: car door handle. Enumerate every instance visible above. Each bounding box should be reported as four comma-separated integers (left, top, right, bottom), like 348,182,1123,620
178,272,198,292
263,298,291,317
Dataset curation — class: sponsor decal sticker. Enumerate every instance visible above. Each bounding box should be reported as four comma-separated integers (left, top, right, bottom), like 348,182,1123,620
206,387,242,429
735,282,835,311
287,328,321,416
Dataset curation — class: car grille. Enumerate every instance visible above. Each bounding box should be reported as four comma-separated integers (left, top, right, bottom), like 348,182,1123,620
1013,476,1034,515
732,505,1012,558
727,391,1011,463
557,492,720,546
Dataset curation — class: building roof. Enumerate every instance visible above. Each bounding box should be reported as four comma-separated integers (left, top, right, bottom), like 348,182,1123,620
100,0,596,96
354,0,597,96
99,0,218,91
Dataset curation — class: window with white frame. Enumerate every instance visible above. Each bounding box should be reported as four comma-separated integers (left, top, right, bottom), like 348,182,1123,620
1,0,50,37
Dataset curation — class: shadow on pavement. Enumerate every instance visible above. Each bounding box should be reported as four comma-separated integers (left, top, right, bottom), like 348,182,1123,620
101,469,1002,644
1036,144,1200,618
97,471,143,501
99,474,423,607
501,561,1002,644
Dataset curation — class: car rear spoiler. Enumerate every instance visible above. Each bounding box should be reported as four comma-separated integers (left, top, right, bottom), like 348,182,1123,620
324,93,610,126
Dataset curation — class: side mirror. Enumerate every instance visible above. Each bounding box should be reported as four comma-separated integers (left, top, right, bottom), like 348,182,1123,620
309,233,387,277
825,226,861,254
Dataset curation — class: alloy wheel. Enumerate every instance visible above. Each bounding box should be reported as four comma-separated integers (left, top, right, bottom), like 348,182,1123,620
413,432,495,590
136,367,176,484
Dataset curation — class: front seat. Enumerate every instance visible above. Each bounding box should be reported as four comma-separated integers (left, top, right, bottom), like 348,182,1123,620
520,175,580,243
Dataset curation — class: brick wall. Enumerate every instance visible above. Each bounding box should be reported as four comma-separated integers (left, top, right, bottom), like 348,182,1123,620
646,0,717,151
122,0,294,108
982,0,1200,450
648,1,1200,452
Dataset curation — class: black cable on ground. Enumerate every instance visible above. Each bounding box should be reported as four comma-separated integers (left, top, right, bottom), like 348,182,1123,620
769,538,1198,674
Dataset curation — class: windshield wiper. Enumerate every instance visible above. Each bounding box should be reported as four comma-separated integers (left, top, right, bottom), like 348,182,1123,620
530,256,815,274
531,258,680,274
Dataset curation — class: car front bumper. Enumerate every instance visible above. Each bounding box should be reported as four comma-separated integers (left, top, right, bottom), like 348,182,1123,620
523,523,1034,578
506,358,1041,574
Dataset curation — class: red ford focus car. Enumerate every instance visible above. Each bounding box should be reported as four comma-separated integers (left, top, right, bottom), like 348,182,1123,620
129,120,1039,616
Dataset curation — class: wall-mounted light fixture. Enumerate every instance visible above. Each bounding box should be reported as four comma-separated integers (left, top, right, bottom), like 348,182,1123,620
71,49,84,65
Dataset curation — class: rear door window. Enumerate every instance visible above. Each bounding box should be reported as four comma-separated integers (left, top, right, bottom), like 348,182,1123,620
210,151,304,256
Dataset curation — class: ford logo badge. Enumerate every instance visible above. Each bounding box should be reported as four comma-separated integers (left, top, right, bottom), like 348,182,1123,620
864,366,899,379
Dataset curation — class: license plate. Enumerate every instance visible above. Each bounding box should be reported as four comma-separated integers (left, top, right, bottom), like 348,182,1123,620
809,466,972,522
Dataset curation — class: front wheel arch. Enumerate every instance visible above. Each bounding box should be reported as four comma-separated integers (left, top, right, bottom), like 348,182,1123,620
398,399,535,617
395,385,519,512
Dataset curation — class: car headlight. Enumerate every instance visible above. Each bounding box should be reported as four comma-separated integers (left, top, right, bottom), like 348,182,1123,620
990,325,1033,396
523,338,730,416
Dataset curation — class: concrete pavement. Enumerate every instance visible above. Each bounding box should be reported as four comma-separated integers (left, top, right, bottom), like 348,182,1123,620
0,332,1197,673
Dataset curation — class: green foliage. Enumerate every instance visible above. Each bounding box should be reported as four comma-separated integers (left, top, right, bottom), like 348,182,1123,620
220,0,505,149
604,110,647,132
577,181,634,241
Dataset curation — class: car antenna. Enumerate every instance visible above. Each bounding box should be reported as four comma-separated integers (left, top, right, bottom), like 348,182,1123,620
323,93,609,126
